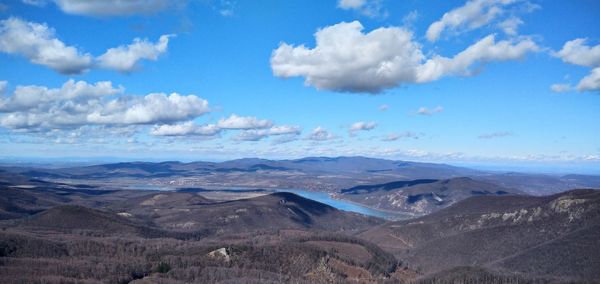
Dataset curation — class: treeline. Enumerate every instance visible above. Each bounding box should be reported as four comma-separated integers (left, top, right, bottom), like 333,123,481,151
0,229,397,283
293,232,400,277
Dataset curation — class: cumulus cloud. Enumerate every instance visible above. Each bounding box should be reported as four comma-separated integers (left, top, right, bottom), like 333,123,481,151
151,122,220,137
22,0,174,16
0,79,209,131
556,38,600,68
426,0,519,42
271,21,423,93
417,34,538,82
217,114,273,130
417,106,444,116
349,121,377,134
577,67,600,92
87,93,209,125
97,35,174,73
271,21,538,93
0,17,93,74
478,131,513,139
0,17,173,74
307,126,336,141
554,38,600,92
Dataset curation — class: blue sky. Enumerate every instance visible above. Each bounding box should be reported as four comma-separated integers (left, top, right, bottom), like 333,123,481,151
0,0,598,172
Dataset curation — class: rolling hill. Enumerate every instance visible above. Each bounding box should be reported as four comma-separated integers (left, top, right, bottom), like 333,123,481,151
359,189,600,281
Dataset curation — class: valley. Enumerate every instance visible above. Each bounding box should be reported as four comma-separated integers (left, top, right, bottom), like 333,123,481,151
1,157,599,283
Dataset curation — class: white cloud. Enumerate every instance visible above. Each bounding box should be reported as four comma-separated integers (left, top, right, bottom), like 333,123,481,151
0,17,174,74
556,38,600,68
0,79,122,111
87,93,209,125
271,21,424,93
307,126,336,141
337,0,385,18
218,0,236,16
21,0,47,7
378,104,389,111
49,0,172,16
268,125,302,135
151,119,300,141
416,106,444,116
426,0,518,42
0,17,93,74
577,67,600,92
478,131,513,139
271,21,538,93
417,34,538,82
349,121,377,133
217,114,273,130
338,0,366,9
0,80,209,130
151,121,220,136
235,125,301,141
97,35,173,73
550,83,572,93
0,81,7,94
498,16,523,36
555,38,600,92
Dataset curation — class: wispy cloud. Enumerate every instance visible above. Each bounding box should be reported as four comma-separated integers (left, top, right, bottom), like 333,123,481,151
337,0,387,18
417,106,444,116
478,131,513,139
382,131,422,141
22,0,177,16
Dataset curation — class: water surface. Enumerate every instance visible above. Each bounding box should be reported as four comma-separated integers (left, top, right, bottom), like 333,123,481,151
276,188,411,220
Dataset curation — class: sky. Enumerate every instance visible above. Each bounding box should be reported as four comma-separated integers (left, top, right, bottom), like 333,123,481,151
0,0,598,173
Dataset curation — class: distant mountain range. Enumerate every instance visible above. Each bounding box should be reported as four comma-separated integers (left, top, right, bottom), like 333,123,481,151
3,156,599,195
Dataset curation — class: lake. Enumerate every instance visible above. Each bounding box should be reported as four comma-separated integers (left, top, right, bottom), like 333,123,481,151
275,188,412,220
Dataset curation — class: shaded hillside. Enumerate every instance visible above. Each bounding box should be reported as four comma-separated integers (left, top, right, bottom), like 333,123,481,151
340,177,521,216
359,189,600,281
107,191,384,234
0,174,155,220
0,175,382,236
18,205,150,236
